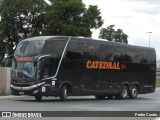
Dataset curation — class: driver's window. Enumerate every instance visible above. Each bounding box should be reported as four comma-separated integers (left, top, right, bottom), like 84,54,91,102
43,68,49,78
42,58,57,79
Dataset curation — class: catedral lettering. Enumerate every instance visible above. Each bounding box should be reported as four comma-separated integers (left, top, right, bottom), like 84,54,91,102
3,36,156,101
16,57,33,62
86,60,120,70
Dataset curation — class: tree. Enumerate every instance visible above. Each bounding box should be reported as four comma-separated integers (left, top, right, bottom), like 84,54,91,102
99,25,128,44
0,0,48,58
44,0,103,37
0,42,5,64
0,0,103,60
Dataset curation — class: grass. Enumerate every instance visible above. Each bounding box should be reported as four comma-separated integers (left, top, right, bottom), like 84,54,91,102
156,78,160,87
0,92,9,96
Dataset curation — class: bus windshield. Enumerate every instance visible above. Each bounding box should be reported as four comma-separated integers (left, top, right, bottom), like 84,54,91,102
12,39,68,81
14,40,45,57
12,60,36,80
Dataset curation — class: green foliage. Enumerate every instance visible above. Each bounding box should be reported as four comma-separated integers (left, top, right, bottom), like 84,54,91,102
44,0,103,37
0,0,48,57
99,25,128,44
156,78,160,87
0,0,103,60
0,42,5,64
0,92,10,96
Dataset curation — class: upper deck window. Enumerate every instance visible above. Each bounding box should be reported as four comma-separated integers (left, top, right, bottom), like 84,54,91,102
15,40,45,57
43,40,67,58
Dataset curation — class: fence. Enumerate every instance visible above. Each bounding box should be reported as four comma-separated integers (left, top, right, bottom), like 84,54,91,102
0,67,11,94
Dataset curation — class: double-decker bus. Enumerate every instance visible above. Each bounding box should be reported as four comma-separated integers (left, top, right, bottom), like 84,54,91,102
4,36,156,101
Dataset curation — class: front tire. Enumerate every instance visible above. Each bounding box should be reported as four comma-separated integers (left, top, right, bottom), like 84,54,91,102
129,85,138,99
60,85,68,101
35,95,42,101
107,95,113,99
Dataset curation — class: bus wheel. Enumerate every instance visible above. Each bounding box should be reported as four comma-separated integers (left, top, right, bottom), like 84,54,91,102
129,85,138,99
118,85,128,100
107,95,113,99
95,95,106,99
60,85,68,101
35,95,42,101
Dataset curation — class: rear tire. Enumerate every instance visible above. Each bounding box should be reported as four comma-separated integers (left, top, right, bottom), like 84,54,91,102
60,85,68,101
129,85,138,99
35,96,42,101
95,95,106,99
117,85,128,100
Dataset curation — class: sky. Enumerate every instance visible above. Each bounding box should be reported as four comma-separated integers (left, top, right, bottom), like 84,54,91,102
82,0,160,60
44,0,160,60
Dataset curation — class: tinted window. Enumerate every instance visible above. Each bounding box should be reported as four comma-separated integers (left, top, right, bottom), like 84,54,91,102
66,40,99,60
99,44,113,61
15,40,45,57
43,40,67,57
113,46,121,61
119,46,132,62
101,44,133,62
66,40,84,59
138,48,155,64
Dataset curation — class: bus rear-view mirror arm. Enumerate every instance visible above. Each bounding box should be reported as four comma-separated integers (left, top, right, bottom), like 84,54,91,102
2,55,17,68
37,54,52,61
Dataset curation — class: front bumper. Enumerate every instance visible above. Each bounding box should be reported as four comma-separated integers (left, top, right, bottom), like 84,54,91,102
10,82,58,96
11,82,45,91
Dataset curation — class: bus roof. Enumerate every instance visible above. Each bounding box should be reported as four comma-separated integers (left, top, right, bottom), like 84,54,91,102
21,36,68,41
21,36,155,50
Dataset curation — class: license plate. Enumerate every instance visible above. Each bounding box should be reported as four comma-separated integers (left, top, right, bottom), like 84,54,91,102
19,91,24,95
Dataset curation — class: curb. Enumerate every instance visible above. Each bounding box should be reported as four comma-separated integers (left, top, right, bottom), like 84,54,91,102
0,95,25,99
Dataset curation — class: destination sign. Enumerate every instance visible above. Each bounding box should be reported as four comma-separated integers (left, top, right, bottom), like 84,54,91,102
16,57,33,62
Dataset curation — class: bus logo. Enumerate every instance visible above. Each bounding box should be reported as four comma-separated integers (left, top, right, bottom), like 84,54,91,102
86,60,126,70
2,112,11,117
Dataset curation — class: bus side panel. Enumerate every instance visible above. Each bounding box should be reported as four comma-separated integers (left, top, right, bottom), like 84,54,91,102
57,38,156,96
58,59,100,95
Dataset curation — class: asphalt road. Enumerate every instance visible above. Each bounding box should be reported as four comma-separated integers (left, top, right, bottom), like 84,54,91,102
0,89,160,120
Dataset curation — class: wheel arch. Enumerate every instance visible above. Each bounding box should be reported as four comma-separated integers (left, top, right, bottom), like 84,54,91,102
59,81,72,95
121,82,140,93
121,82,130,89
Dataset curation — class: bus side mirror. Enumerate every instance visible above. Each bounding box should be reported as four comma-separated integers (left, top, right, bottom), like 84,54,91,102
2,55,17,68
2,56,11,67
